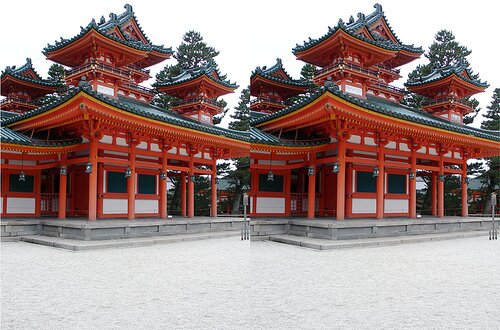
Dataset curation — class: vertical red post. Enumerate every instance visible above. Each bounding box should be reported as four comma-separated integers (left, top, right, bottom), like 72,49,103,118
187,156,195,218
409,149,417,218
336,139,346,220
97,163,104,218
461,160,468,217
180,173,187,216
431,174,437,216
345,162,353,218
127,146,136,220
307,165,316,219
58,154,67,219
211,158,217,218
376,146,385,220
88,140,98,221
159,147,168,219
438,155,444,218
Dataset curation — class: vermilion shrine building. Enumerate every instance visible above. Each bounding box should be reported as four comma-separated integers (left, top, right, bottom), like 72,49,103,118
249,4,500,219
0,4,248,220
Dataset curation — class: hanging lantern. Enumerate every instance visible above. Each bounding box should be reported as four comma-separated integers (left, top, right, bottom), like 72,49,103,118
465,177,470,184
267,170,274,182
332,162,340,173
439,174,445,182
409,171,415,180
190,175,196,182
307,166,315,176
85,162,93,174
160,171,167,180
373,167,379,177
125,167,132,178
60,166,67,176
18,171,26,182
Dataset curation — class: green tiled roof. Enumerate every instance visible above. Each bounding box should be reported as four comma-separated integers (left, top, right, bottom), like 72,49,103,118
292,3,422,57
250,84,500,143
153,60,238,90
0,126,80,147
2,83,248,143
1,58,58,87
251,58,309,88
405,60,488,88
43,5,172,56
250,127,328,147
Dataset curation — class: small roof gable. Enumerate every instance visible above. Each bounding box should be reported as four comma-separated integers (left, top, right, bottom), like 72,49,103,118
251,58,309,87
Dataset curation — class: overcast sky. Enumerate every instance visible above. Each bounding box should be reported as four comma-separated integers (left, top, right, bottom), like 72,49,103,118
1,0,499,128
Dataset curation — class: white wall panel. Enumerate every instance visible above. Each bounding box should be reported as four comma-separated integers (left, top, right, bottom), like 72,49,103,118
256,197,285,214
385,199,408,213
352,198,376,214
103,199,127,214
7,198,35,214
135,200,159,214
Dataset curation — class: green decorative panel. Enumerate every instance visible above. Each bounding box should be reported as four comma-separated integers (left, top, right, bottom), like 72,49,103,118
107,171,127,193
9,174,34,192
356,171,376,193
138,174,156,194
259,174,284,192
388,174,406,194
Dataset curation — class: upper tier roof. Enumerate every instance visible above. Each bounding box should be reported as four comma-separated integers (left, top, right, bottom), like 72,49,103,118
292,3,423,68
1,58,58,97
154,60,238,97
42,4,172,68
1,126,80,148
405,61,488,88
250,58,309,97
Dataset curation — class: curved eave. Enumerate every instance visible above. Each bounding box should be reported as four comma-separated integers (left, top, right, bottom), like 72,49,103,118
1,74,58,94
156,74,238,97
0,142,80,154
250,73,309,96
406,73,488,96
294,28,398,67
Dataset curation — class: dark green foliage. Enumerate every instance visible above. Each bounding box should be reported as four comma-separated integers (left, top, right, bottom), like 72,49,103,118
404,30,482,124
229,87,250,131
47,64,65,85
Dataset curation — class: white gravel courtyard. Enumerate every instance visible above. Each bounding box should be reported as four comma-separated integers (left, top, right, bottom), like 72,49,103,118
1,236,499,329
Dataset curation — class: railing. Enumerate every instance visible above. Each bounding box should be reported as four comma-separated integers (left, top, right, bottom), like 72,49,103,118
375,64,401,76
171,97,224,109
40,193,71,217
370,82,405,94
120,83,154,95
0,96,37,109
126,64,151,76
314,59,379,79
250,97,286,107
65,61,130,79
290,193,321,216
422,97,474,108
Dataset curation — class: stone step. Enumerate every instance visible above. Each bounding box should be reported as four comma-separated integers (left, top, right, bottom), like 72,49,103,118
19,231,240,251
268,231,488,250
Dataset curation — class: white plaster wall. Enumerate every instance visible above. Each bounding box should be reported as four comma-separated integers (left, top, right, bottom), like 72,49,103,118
194,152,202,159
8,160,36,166
429,148,438,155
365,137,376,146
444,152,452,158
352,198,376,214
135,200,159,214
258,160,286,166
116,138,128,146
454,152,462,159
385,199,409,213
136,142,148,150
151,143,161,152
179,148,188,156
103,199,127,214
345,85,363,96
399,143,410,152
7,198,35,214
100,135,113,144
168,147,178,154
348,135,361,144
256,197,285,214
386,142,396,149
97,84,114,96
417,147,426,154
204,153,212,160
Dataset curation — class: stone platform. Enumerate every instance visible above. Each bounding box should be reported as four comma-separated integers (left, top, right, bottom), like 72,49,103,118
251,216,497,241
1,217,249,241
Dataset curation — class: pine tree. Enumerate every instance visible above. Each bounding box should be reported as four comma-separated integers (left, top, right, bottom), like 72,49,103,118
153,31,225,110
478,88,500,212
404,30,482,125
36,63,66,106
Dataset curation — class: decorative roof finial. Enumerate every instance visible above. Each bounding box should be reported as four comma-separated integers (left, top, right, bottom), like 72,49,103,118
124,4,133,14
357,13,365,23
109,13,117,22
99,16,106,24
26,58,32,65
349,15,355,24
78,75,91,90
338,18,345,27
374,3,383,13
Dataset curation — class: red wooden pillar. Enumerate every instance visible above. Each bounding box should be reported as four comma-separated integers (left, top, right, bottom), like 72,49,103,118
159,147,168,219
431,174,437,216
58,154,67,219
180,173,187,216
336,139,346,220
188,156,195,218
345,162,353,218
97,163,104,218
376,146,385,220
409,149,417,218
210,158,217,218
307,164,316,219
438,155,444,218
88,140,98,221
461,160,468,217
127,146,136,220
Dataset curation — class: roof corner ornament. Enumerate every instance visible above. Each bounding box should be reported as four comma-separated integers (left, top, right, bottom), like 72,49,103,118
109,13,117,22
374,3,383,14
124,4,133,14
99,16,106,24
348,15,355,24
78,75,91,90
357,13,365,23
338,18,345,27
26,58,32,65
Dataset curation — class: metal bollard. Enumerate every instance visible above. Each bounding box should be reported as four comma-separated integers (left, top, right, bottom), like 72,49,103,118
490,193,497,241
